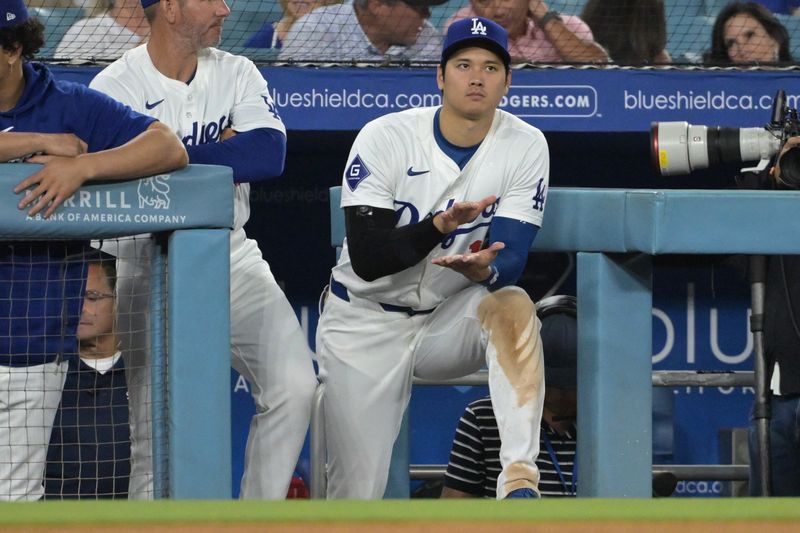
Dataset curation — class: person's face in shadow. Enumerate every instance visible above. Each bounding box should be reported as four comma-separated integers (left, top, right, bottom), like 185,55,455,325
723,13,779,63
78,263,116,345
544,387,577,422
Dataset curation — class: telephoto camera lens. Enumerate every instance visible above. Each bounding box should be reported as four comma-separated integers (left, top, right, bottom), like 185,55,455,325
651,121,782,176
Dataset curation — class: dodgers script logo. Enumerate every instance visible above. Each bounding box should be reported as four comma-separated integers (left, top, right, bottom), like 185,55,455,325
470,18,487,35
138,175,171,209
182,115,231,146
394,197,500,250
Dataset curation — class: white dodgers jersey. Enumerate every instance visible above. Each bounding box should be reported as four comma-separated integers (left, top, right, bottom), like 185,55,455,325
89,44,286,236
334,106,549,310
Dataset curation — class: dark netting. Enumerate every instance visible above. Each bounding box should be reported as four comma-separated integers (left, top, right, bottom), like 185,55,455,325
26,1,800,67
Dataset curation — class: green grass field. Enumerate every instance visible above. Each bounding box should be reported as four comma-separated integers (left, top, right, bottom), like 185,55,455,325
1,499,800,526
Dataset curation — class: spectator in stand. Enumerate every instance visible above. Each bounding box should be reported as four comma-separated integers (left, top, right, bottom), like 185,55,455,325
44,253,130,499
580,0,671,64
54,0,149,61
279,0,446,62
704,1,793,64
446,0,608,63
245,0,341,49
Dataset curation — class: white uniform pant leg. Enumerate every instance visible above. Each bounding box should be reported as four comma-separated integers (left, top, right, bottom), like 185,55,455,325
413,285,544,499
232,237,317,500
106,236,153,500
0,360,67,501
316,293,419,499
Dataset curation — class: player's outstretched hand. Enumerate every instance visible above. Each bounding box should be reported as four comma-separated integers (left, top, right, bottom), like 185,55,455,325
433,195,497,234
432,241,505,283
14,155,90,218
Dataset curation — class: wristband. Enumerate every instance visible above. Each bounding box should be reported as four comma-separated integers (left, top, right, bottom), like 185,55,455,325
537,10,562,29
480,265,500,288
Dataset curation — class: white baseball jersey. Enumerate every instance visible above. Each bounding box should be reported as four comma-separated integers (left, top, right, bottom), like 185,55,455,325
89,44,286,238
333,106,549,310
90,45,316,500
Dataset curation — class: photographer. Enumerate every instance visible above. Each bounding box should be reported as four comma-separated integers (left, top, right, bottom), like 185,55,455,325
736,136,800,496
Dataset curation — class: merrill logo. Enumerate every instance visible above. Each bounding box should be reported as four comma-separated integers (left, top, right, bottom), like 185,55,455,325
138,175,171,209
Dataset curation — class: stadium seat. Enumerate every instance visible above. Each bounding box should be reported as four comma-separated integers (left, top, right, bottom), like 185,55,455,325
547,0,588,15
664,0,707,18
702,0,734,16
229,0,281,12
29,7,86,60
774,13,800,60
220,9,280,50
666,14,714,63
429,0,469,31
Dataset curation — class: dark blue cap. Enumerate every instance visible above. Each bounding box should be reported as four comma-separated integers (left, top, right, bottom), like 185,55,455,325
541,312,577,389
441,16,510,66
1,0,28,29
537,295,577,390
141,0,160,8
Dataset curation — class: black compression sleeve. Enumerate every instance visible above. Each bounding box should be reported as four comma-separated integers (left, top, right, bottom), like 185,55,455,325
345,205,444,282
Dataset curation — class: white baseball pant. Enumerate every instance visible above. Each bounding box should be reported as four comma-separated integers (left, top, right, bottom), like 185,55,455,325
115,230,317,500
0,360,68,501
316,284,544,499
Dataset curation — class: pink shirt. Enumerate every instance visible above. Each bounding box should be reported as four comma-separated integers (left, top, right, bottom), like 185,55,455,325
445,7,595,62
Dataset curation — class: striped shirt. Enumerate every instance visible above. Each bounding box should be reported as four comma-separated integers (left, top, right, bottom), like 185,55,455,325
444,396,576,498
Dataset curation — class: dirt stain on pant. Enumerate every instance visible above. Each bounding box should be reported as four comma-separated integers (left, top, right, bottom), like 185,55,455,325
477,287,543,408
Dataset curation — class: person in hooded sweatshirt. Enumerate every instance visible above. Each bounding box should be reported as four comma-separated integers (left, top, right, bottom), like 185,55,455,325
0,0,186,502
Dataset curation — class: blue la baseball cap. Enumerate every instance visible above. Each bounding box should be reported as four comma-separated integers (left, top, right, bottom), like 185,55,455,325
0,0,28,29
141,0,160,8
441,16,510,67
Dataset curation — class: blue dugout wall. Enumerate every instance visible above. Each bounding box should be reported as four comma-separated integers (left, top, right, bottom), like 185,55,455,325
48,65,796,498
1,164,233,499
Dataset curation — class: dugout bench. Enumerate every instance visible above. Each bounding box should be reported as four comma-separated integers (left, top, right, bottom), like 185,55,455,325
313,185,800,498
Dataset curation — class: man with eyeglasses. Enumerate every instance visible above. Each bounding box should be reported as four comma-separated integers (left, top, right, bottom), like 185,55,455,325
0,0,186,502
44,252,131,499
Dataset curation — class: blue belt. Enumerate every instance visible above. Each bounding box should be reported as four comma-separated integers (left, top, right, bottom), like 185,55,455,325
329,278,435,316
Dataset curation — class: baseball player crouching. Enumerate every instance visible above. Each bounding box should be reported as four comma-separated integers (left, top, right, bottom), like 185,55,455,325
316,16,550,500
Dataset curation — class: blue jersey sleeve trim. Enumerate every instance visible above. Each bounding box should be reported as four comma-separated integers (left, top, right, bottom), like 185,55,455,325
481,216,538,290
185,127,286,183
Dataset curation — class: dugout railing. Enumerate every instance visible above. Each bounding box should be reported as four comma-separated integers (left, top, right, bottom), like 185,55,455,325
311,185,800,498
1,164,234,499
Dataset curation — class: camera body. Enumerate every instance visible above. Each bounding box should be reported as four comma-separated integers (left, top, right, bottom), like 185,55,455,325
651,90,800,185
